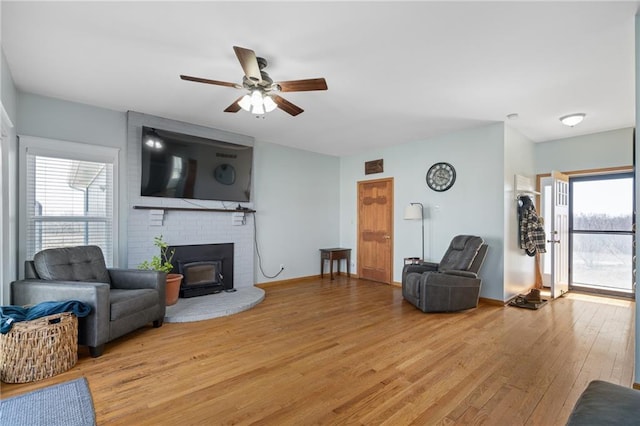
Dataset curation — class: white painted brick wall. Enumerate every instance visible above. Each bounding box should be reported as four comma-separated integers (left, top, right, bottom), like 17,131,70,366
127,209,254,288
126,112,255,288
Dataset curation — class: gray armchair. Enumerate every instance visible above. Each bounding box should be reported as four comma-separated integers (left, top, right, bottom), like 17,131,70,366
11,245,166,357
402,235,488,312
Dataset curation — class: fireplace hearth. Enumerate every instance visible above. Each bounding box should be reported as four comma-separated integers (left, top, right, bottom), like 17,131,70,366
169,243,234,297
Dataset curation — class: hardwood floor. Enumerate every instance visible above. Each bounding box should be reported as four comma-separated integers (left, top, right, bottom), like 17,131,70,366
1,278,635,425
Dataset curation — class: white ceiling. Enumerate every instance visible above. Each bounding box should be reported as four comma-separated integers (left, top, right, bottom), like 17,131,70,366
3,1,639,157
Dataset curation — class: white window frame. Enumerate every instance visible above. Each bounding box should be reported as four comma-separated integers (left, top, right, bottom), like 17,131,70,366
1,104,15,305
18,135,119,277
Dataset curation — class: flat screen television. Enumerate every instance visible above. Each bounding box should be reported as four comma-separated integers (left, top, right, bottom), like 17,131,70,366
140,126,253,202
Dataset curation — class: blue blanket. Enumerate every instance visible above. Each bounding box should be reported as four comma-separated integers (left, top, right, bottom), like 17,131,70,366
0,301,92,334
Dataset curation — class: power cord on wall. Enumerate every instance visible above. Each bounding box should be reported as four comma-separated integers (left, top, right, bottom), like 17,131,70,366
175,198,281,278
253,214,285,279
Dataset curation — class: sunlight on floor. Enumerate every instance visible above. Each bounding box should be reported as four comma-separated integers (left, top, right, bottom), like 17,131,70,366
563,291,634,307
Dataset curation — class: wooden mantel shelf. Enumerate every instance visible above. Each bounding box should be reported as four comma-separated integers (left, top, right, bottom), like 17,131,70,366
133,205,256,213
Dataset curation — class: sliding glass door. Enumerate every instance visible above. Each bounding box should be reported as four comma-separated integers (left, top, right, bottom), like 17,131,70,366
569,172,635,295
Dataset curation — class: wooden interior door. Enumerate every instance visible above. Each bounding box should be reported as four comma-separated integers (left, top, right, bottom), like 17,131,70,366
357,178,393,284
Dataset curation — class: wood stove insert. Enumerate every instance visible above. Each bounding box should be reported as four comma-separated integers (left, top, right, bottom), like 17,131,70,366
169,243,234,298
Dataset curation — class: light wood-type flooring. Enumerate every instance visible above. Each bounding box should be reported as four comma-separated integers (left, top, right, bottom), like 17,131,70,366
1,277,635,425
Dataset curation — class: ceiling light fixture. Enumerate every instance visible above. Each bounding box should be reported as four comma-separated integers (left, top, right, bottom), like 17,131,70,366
263,95,277,112
238,95,252,111
560,113,586,127
238,89,277,115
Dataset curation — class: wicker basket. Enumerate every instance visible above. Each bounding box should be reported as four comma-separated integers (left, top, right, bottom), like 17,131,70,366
0,312,78,383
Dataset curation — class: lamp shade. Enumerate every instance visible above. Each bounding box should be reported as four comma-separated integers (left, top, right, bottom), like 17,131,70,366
263,95,277,112
252,103,265,115
404,204,422,220
250,90,263,107
238,95,252,111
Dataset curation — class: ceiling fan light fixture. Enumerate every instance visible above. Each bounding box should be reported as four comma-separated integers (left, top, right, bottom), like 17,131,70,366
250,90,263,107
181,46,327,117
560,113,586,127
263,95,277,112
252,103,265,115
238,95,252,111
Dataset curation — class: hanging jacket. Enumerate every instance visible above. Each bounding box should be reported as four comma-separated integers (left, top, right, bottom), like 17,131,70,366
519,196,547,256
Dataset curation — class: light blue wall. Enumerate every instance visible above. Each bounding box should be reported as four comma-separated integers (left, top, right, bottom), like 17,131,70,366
12,91,340,285
535,127,633,174
503,125,537,300
339,123,506,301
1,48,18,305
17,92,126,149
17,92,129,266
253,141,339,283
1,49,17,122
634,14,639,388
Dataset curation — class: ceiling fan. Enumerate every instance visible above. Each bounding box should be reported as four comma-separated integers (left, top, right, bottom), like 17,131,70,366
180,46,328,116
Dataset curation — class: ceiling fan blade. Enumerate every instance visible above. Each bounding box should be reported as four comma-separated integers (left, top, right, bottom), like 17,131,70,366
233,46,262,83
273,95,304,116
180,75,241,89
224,97,244,113
277,78,328,92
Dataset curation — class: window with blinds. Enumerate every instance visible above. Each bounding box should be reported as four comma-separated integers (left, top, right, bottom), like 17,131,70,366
22,138,117,267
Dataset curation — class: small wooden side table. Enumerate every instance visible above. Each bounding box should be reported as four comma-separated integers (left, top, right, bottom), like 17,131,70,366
320,248,352,280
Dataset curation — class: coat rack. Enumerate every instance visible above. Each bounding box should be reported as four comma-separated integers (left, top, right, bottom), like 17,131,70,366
514,174,540,200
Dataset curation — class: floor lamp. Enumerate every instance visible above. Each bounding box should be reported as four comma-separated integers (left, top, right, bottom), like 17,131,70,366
404,202,424,260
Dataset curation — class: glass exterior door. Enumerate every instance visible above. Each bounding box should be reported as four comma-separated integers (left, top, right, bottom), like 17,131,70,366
569,173,635,295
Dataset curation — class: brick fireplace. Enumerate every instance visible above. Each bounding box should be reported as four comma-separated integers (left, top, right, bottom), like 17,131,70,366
126,111,255,289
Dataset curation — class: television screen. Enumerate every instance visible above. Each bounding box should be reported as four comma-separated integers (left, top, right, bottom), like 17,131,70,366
140,126,253,202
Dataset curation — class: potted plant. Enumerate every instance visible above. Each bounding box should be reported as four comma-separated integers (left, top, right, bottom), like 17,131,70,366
138,235,182,306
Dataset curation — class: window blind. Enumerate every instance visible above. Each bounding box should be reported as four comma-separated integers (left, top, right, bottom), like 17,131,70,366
25,152,114,266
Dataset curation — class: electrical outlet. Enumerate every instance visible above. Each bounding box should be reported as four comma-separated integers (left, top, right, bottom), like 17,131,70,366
280,264,285,270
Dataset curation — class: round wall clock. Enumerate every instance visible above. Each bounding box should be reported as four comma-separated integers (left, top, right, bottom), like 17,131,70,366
213,164,236,185
426,162,456,192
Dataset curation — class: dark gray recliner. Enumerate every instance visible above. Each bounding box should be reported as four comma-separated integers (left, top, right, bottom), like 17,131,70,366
11,245,166,357
566,380,640,425
402,235,488,312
